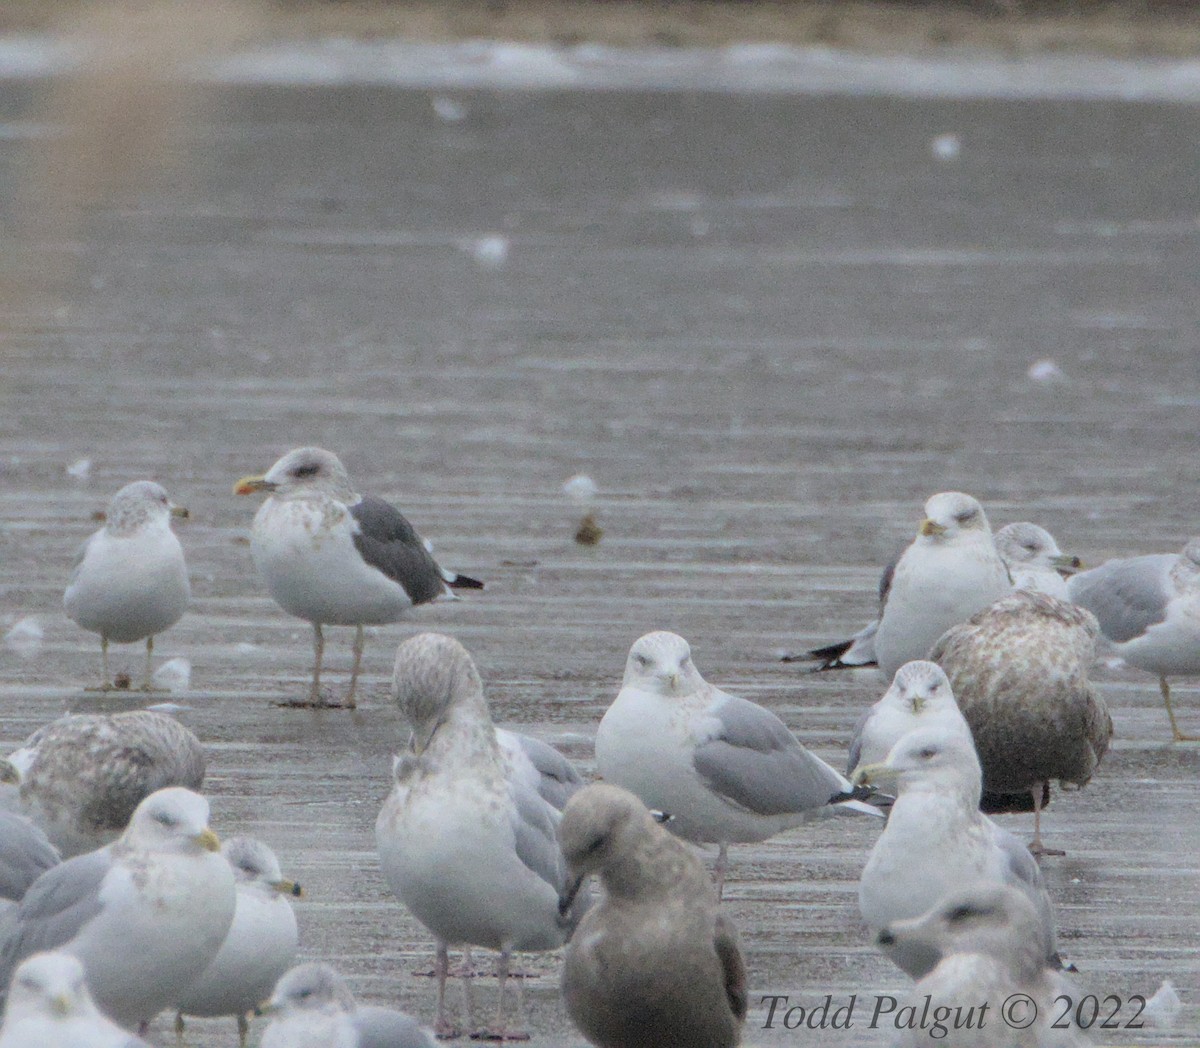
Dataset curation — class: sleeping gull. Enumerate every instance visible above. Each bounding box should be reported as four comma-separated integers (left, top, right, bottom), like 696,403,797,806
782,557,895,670
557,783,747,1048
0,813,59,907
930,591,1112,855
0,952,151,1048
375,632,586,1039
63,481,190,691
0,787,235,1031
994,522,1082,601
260,963,435,1048
878,884,1087,1048
175,837,301,1048
595,631,880,899
1067,537,1200,741
234,446,483,708
852,726,1059,978
4,710,205,857
873,492,1012,679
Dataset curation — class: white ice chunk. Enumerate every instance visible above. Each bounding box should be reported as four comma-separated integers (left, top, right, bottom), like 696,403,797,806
3,617,43,658
66,457,92,479
931,133,961,160
1143,980,1182,1029
151,657,191,694
562,474,598,502
463,234,510,268
1027,359,1066,382
431,95,467,122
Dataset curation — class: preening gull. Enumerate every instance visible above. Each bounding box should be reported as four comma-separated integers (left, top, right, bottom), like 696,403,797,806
557,783,747,1048
878,885,1087,1048
994,523,1081,601
595,631,880,899
930,591,1112,855
0,952,151,1048
5,710,205,857
234,447,483,708
175,837,301,1048
873,493,1012,679
853,727,1059,978
0,813,59,905
260,963,435,1048
0,787,235,1031
1067,537,1200,741
63,481,190,691
375,633,586,1039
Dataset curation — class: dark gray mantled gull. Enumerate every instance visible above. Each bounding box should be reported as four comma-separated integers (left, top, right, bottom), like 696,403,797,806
0,952,152,1048
596,631,881,900
4,710,205,857
374,633,587,1040
557,783,747,1048
0,788,235,1032
234,446,483,709
0,813,59,907
63,481,190,691
1067,537,1200,742
853,726,1060,979
929,591,1113,855
878,885,1088,1048
260,963,435,1048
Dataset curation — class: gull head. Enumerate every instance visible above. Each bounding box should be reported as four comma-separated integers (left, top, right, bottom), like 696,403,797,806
852,725,981,800
105,480,187,536
5,952,98,1024
622,631,705,697
995,522,1081,575
0,758,20,786
263,962,355,1018
885,660,956,717
234,446,355,502
223,836,303,898
392,632,487,753
918,492,991,542
123,787,220,855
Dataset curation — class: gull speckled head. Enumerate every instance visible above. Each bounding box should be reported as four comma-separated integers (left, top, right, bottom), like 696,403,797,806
918,492,991,541
124,787,219,854
885,660,956,716
105,480,187,536
995,522,1080,575
222,836,303,897
234,446,355,502
853,725,981,796
5,952,95,1023
622,631,705,695
392,632,487,750
265,962,355,1017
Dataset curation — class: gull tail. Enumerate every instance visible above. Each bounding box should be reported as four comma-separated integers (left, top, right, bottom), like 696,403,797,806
444,570,484,590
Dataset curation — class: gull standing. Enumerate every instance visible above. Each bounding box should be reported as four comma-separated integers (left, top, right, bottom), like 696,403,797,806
175,837,302,1048
375,633,586,1039
64,481,190,691
557,784,747,1048
0,788,235,1031
1067,537,1200,741
234,447,483,708
596,631,879,898
994,522,1082,601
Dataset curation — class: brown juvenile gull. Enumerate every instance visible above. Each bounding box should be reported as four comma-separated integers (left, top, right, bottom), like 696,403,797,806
596,631,881,900
63,480,190,691
3,711,205,858
557,783,747,1048
1067,537,1200,742
929,591,1113,856
375,633,587,1039
878,885,1088,1048
234,446,483,709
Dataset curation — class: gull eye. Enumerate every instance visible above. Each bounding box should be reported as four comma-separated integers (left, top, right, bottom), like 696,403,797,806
954,509,977,524
946,904,980,923
583,835,605,856
292,463,320,479
153,810,178,828
918,747,938,760
633,653,650,669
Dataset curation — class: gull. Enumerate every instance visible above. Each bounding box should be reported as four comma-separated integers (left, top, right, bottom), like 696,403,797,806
497,729,584,811
994,522,1082,601
853,726,1059,978
234,447,483,708
878,885,1087,1048
175,837,302,1048
0,787,235,1032
260,963,435,1048
375,633,587,1039
0,813,59,907
63,481,190,691
930,591,1113,856
4,711,205,857
595,631,880,899
557,783,747,1048
0,952,151,1048
1067,537,1200,742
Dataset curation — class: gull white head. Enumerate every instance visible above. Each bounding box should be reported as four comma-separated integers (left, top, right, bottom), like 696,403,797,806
392,632,487,753
853,725,982,804
234,446,355,503
120,787,220,855
3,952,98,1025
995,522,1080,575
265,962,355,1018
622,631,705,696
104,480,188,536
884,661,958,717
917,492,992,543
223,836,302,898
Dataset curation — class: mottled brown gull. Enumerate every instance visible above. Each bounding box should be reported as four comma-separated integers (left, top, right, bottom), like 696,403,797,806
557,783,747,1048
930,591,1113,855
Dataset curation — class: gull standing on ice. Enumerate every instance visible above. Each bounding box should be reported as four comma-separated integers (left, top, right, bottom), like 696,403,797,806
1067,537,1200,741
595,631,880,898
557,784,747,1048
853,727,1060,979
175,837,302,1048
375,633,586,1039
0,788,235,1031
63,481,190,691
872,492,1012,679
260,963,435,1048
994,522,1082,601
234,447,483,708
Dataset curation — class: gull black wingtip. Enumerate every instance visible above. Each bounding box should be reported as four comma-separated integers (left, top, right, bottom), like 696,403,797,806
447,572,485,591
